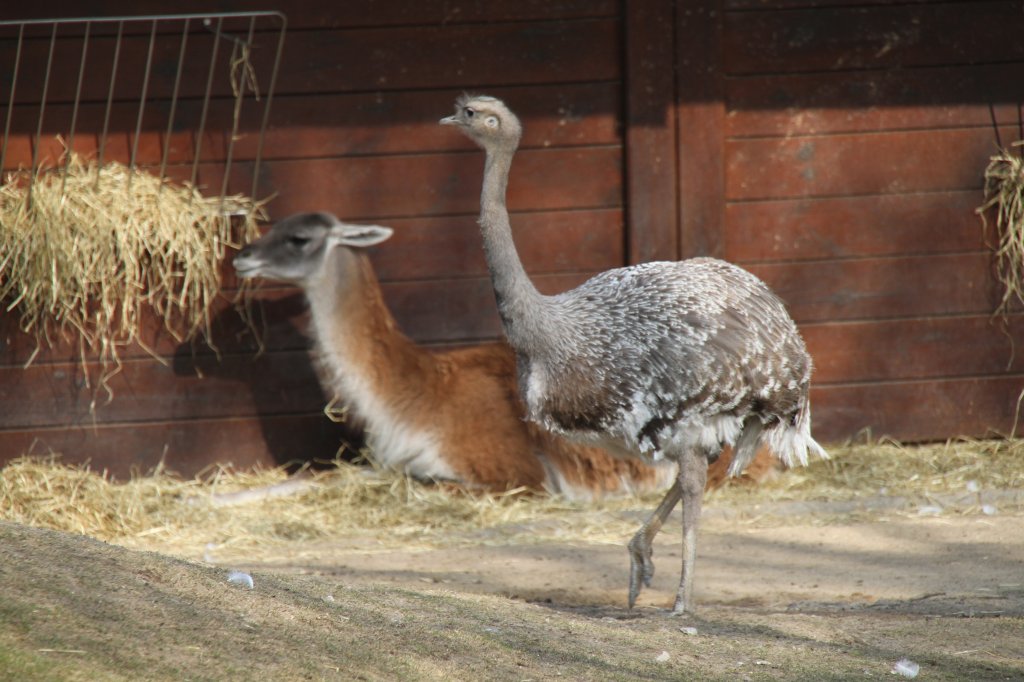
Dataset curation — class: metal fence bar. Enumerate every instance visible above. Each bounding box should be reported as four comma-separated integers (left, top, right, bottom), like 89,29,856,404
3,12,284,27
251,15,287,201
27,24,59,206
61,20,91,198
158,17,191,195
190,16,224,191
0,24,24,180
219,15,258,209
127,20,159,193
95,20,124,183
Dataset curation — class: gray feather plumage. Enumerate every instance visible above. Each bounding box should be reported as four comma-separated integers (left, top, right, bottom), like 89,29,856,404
513,258,821,470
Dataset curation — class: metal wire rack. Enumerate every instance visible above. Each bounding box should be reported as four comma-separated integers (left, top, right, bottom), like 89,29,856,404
0,11,287,207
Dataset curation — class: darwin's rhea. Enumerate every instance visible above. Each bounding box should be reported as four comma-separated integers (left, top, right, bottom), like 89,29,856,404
442,95,826,613
232,212,684,498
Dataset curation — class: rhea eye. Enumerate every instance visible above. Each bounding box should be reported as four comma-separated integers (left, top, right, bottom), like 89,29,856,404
465,107,475,118
288,235,310,247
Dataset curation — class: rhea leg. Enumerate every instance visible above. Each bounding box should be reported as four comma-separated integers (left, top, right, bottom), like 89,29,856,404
673,447,709,614
626,478,682,608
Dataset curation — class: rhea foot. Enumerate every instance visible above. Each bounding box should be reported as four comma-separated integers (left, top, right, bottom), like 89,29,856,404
626,531,655,608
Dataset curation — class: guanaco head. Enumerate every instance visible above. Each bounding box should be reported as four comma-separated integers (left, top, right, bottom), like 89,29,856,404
234,212,393,284
440,94,522,151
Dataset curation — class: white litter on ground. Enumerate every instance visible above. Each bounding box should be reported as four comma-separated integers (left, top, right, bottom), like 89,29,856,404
227,570,254,589
892,657,920,678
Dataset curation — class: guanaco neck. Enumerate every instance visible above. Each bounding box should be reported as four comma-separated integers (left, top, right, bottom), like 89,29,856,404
305,247,436,415
479,145,549,351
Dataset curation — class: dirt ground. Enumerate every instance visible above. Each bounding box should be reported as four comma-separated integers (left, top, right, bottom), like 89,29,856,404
2,498,1022,681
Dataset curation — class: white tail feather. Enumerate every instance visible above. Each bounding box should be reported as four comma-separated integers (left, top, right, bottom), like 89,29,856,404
756,400,828,472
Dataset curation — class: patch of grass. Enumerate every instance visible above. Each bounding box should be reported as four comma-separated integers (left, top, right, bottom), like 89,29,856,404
0,640,88,682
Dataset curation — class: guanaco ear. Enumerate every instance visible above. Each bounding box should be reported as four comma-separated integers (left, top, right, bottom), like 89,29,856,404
330,223,394,249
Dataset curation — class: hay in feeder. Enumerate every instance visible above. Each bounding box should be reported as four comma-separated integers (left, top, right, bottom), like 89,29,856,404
978,141,1024,316
0,154,265,397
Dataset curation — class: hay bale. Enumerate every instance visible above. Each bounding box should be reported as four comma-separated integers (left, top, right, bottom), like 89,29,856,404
0,154,264,396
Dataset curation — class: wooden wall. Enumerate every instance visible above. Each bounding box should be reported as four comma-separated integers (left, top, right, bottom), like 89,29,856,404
715,0,1024,441
0,0,1020,476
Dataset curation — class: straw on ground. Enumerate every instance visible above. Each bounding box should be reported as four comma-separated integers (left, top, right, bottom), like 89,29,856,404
1,439,1021,561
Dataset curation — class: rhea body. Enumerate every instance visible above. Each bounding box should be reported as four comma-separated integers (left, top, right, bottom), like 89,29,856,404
441,95,826,613
232,212,702,498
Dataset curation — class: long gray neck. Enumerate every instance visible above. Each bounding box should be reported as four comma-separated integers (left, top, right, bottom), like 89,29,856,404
480,146,548,349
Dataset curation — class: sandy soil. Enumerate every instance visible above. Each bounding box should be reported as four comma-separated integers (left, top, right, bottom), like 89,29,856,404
222,512,1024,618
2,502,1022,681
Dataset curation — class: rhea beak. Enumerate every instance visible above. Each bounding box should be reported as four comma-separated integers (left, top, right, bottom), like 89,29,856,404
439,114,459,126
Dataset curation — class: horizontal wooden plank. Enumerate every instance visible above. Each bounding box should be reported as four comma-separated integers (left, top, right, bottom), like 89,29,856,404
727,0,958,9
725,126,1015,201
0,20,619,104
382,272,595,343
0,349,331,429
277,20,620,94
750,253,1002,324
249,146,623,219
723,191,986,263
371,209,624,281
723,1,1024,76
0,414,358,479
804,314,1024,385
0,10,285,35
726,63,1024,137
812,374,1024,443
0,146,621,221
0,291,301,369
247,83,621,159
0,100,244,170
0,1,617,30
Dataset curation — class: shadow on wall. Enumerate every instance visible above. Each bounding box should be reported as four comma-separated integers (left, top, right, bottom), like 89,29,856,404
171,292,364,472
